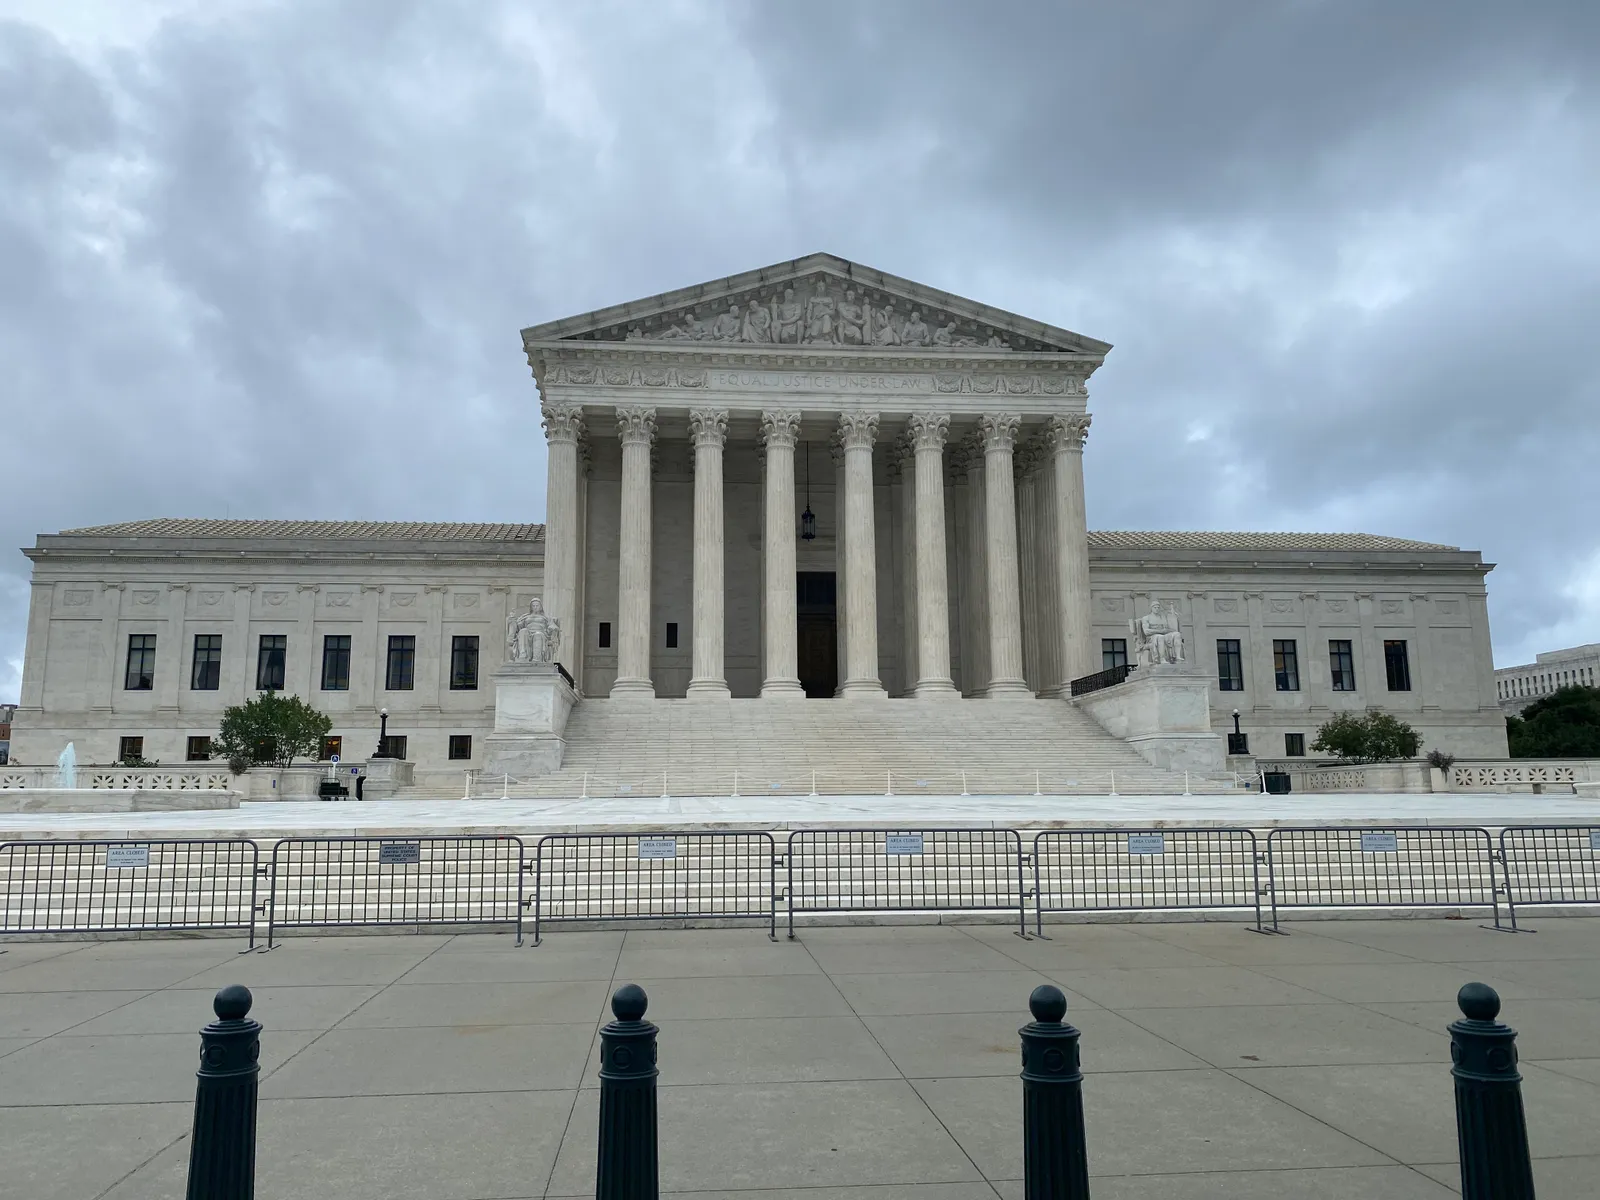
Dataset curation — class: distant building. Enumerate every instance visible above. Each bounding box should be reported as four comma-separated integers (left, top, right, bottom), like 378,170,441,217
1496,644,1600,715
0,702,14,764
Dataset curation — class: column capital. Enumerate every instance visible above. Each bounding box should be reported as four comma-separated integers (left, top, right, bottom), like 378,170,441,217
616,406,657,447
906,412,950,452
837,410,879,451
1045,413,1092,452
541,402,585,445
689,407,729,448
759,409,801,450
978,412,1021,452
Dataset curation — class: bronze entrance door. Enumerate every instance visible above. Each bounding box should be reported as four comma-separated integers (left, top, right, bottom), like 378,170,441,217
796,572,837,698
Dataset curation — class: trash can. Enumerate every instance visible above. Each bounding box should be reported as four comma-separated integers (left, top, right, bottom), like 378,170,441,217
1263,771,1292,795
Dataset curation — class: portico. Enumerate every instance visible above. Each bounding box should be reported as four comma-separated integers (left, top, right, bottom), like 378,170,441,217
523,255,1108,702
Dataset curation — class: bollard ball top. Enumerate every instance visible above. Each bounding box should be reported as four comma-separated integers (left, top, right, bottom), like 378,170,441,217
1028,984,1067,1024
213,984,253,1022
1457,981,1501,1022
611,983,649,1022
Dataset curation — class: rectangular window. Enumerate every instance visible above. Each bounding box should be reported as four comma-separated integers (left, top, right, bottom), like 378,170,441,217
1102,638,1128,670
191,634,222,691
1273,639,1300,691
1216,639,1244,691
1285,732,1306,757
118,736,144,763
1385,640,1412,691
449,635,479,690
319,736,342,762
1329,640,1357,691
381,734,408,760
124,634,156,691
321,635,352,691
385,635,416,691
186,735,212,762
598,621,611,649
665,622,679,649
256,634,287,691
448,734,473,761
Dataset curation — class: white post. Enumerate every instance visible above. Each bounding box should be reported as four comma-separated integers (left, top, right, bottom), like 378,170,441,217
732,768,739,798
581,770,588,800
502,773,508,800
961,770,969,797
661,770,668,799
886,770,893,797
462,771,471,800
1109,769,1117,797
1034,769,1042,797
810,769,817,797
1183,770,1191,796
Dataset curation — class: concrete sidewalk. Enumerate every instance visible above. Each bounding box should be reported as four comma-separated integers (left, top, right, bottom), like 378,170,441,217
2,918,1597,1199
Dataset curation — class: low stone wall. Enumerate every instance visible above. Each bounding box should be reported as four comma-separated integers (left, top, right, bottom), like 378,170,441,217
0,788,241,813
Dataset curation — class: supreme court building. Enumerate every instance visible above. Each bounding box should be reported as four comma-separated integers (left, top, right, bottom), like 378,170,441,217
8,255,1509,781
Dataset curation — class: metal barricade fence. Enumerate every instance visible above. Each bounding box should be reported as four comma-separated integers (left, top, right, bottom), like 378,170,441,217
0,839,262,946
532,831,778,944
1264,826,1504,930
1032,828,1264,934
785,828,1027,937
266,836,527,947
1498,825,1600,930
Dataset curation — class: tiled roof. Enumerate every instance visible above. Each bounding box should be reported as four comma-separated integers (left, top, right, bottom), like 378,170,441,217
1088,531,1458,552
59,519,545,542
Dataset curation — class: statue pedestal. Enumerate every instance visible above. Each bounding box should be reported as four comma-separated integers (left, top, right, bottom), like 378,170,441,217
481,663,579,780
1074,664,1226,777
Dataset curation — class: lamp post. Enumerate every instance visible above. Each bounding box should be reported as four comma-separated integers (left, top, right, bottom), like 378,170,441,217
373,708,389,759
1232,709,1241,737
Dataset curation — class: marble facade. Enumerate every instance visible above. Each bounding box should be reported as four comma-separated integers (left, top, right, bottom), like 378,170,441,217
8,254,1512,781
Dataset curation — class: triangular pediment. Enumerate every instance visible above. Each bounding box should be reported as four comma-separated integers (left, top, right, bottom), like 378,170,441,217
520,253,1110,356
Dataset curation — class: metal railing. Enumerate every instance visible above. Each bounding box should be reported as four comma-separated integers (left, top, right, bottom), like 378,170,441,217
1032,828,1264,934
1069,663,1135,696
1498,825,1600,930
785,827,1028,937
266,836,527,947
531,831,778,943
1265,826,1504,930
0,838,262,945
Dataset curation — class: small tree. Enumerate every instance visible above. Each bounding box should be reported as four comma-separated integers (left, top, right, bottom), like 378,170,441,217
1311,711,1421,764
214,693,332,769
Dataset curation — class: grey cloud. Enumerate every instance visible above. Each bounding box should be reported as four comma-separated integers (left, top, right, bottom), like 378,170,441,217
2,0,1597,701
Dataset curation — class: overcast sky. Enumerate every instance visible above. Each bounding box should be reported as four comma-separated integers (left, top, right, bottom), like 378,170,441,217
3,0,1597,702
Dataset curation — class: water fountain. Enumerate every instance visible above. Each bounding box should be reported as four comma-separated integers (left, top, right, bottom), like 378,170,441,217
55,742,77,790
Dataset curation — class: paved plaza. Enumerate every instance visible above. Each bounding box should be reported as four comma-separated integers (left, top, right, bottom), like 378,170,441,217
3,917,1598,1199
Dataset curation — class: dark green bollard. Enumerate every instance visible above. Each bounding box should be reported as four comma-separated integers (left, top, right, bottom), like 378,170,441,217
1020,984,1090,1200
597,984,659,1200
1452,983,1536,1200
185,985,261,1200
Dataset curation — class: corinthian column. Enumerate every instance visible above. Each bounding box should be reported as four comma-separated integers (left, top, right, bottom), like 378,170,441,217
611,406,656,698
687,408,730,698
838,411,885,697
979,412,1031,697
908,413,958,698
541,403,584,671
1047,413,1093,684
759,410,804,698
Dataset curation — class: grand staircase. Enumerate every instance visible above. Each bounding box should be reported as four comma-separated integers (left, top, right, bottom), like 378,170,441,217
445,697,1233,799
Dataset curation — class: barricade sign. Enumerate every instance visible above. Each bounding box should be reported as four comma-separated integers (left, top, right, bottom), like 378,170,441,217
885,834,924,855
378,843,422,865
106,845,151,869
1126,834,1165,855
637,838,677,860
1360,832,1399,853
1591,831,1600,852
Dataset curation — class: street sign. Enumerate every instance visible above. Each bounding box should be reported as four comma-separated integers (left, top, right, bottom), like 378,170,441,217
885,834,924,855
1360,832,1400,853
638,838,677,860
378,842,421,865
106,845,150,869
1589,831,1600,852
330,754,340,764
1127,833,1165,855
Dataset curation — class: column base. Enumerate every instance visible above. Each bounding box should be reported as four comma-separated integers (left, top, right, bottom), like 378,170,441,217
983,679,1035,699
759,679,806,698
686,679,731,700
840,679,888,698
608,679,656,700
912,679,961,699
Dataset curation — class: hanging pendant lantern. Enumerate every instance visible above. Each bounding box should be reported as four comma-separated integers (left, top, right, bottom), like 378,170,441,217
800,440,817,541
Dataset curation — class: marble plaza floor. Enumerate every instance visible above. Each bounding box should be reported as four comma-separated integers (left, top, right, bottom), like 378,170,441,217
0,790,1595,838
3,919,1599,1199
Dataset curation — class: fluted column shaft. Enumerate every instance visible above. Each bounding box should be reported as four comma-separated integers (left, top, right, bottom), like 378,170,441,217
541,404,584,672
1048,414,1094,685
612,407,656,698
894,444,918,695
1016,450,1041,691
831,436,848,695
980,413,1030,697
760,411,804,698
909,414,958,697
1033,449,1065,697
687,408,730,698
961,437,991,695
839,412,885,697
